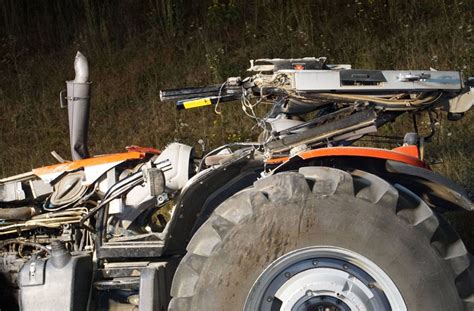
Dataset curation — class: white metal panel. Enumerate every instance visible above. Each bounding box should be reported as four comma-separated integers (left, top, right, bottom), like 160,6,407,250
290,70,462,92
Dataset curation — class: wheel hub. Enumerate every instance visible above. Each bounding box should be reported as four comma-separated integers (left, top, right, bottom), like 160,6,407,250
245,247,406,311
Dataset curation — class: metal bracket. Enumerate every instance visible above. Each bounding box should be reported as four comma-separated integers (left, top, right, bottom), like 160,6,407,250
397,72,431,82
59,89,67,108
142,167,165,197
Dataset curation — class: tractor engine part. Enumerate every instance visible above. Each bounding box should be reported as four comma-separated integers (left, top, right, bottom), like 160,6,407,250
1,251,27,285
153,143,193,191
0,206,38,220
47,170,88,210
266,109,377,153
0,180,26,202
0,208,89,236
102,143,192,228
18,240,92,311
61,51,92,160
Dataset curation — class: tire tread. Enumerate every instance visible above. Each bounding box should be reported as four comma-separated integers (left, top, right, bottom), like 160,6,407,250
169,167,474,310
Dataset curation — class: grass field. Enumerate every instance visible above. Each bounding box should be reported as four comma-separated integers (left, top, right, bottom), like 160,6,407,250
0,0,473,246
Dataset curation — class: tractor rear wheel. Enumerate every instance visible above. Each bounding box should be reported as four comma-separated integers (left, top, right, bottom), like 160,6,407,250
169,167,474,310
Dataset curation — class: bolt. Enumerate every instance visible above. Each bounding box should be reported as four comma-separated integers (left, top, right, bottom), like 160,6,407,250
368,283,375,289
306,290,313,297
312,260,319,266
342,264,349,270
266,297,273,302
29,262,36,277
284,272,291,278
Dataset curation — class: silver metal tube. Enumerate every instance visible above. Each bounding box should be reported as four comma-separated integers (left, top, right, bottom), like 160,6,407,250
67,51,91,160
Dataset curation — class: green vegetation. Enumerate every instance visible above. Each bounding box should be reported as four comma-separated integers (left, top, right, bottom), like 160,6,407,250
0,0,473,245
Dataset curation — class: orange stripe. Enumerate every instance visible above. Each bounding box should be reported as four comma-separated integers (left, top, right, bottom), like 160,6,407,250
33,152,145,176
391,145,419,158
266,146,426,168
266,157,289,164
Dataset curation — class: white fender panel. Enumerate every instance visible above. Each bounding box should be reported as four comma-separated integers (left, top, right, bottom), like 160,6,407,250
153,143,192,191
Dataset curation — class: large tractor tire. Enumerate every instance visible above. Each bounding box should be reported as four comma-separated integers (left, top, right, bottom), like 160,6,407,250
169,167,474,310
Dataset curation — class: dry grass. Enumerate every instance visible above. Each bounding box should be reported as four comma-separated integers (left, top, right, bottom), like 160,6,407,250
0,0,473,246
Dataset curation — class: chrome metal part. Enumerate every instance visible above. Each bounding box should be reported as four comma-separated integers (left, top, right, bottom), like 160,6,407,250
65,51,92,160
245,246,406,311
291,70,461,92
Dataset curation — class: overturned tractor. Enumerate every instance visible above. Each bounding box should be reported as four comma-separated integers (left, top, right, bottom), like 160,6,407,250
0,53,473,310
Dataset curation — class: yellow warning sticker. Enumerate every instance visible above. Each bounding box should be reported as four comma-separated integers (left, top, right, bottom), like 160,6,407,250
183,98,212,109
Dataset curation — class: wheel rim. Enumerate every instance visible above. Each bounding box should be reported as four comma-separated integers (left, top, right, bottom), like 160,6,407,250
244,246,407,311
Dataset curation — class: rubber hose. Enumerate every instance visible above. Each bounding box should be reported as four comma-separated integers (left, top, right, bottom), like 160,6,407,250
0,206,38,220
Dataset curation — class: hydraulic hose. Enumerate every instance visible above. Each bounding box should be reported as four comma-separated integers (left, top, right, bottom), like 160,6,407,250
312,92,442,110
0,206,38,220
